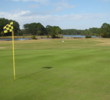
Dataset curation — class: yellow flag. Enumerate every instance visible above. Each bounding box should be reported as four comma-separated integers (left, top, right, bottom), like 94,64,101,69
3,22,16,80
3,22,14,33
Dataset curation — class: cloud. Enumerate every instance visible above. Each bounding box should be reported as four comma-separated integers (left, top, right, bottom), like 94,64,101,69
55,2,75,11
11,0,75,13
99,0,110,2
12,0,49,4
0,10,110,29
13,0,44,2
0,10,31,18
29,4,39,8
102,0,110,1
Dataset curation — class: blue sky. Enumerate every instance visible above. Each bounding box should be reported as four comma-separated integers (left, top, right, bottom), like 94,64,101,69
0,0,110,29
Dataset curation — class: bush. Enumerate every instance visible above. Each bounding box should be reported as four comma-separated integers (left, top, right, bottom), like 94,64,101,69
85,35,92,38
32,35,37,39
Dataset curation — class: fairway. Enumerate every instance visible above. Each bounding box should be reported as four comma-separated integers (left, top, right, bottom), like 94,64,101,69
0,38,110,100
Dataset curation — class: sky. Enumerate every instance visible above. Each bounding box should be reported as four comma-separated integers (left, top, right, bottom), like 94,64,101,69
0,0,110,29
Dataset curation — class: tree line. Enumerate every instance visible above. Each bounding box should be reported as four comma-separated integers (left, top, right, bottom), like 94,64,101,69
0,18,110,38
0,18,62,38
63,23,110,38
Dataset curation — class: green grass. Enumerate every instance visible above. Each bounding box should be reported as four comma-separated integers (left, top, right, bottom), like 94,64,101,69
0,38,110,100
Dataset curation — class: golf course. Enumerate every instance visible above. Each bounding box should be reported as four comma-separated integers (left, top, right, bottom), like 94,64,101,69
0,38,110,100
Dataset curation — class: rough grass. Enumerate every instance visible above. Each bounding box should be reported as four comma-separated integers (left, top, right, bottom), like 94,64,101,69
0,38,110,100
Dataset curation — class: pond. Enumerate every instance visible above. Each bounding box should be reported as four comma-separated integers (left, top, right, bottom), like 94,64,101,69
0,35,99,41
63,35,98,38
0,38,32,41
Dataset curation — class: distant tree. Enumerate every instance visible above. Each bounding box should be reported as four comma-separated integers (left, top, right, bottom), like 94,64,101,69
37,23,47,35
88,27,101,36
12,20,20,35
101,23,110,38
24,23,47,35
18,29,26,36
63,29,87,35
46,25,62,38
46,25,52,37
63,27,101,36
0,18,9,36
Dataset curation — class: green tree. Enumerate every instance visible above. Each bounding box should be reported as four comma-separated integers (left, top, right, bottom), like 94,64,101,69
0,18,9,36
63,28,101,36
12,20,20,35
24,23,47,35
101,23,110,38
46,25,62,38
88,28,101,36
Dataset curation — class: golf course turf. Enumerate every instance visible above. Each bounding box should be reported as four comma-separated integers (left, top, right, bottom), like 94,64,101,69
0,38,110,100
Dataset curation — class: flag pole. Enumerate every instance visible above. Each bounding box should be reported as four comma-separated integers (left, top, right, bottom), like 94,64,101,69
12,30,16,80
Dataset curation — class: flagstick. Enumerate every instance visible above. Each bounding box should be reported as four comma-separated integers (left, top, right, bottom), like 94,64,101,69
12,31,16,80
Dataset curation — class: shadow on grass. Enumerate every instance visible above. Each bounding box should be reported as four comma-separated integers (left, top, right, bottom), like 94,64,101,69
17,66,53,80
42,66,53,69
